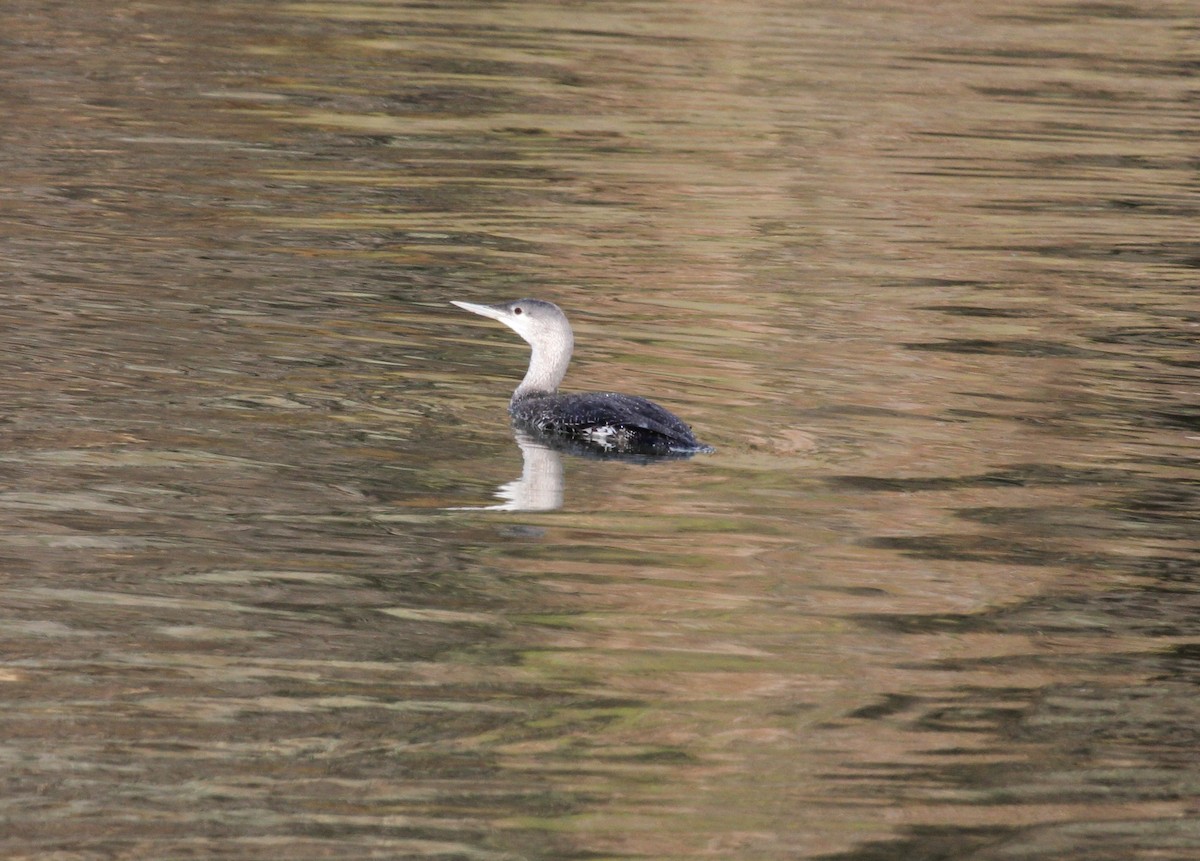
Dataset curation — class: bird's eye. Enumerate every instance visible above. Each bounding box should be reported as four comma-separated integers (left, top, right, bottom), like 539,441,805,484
513,307,523,315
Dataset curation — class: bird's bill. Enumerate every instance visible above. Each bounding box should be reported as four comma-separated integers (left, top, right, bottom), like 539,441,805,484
450,300,508,322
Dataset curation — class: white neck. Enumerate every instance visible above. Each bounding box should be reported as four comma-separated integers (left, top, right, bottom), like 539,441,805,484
512,330,573,403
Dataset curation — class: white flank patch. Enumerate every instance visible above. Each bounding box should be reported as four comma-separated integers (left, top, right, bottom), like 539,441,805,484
584,425,619,448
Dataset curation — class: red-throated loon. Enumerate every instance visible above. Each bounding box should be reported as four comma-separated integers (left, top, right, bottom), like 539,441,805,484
451,298,712,455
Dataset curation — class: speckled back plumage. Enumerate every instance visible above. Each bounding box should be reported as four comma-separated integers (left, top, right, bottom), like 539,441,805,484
512,391,708,454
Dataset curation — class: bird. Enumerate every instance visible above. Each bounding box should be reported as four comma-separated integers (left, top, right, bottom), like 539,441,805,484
451,298,712,455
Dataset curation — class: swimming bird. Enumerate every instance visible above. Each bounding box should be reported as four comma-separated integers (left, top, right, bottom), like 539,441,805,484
451,298,711,455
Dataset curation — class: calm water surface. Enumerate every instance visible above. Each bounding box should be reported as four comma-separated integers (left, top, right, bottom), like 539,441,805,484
2,1,1198,859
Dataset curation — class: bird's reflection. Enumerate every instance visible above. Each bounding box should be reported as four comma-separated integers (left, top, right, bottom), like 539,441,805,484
453,425,706,513
480,428,565,512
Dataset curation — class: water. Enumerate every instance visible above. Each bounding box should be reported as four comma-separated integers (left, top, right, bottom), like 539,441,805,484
2,1,1197,858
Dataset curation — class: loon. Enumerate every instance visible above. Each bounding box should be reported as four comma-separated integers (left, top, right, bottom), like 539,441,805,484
451,298,711,455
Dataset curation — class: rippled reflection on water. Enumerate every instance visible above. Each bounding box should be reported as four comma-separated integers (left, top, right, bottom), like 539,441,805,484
2,1,1198,859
